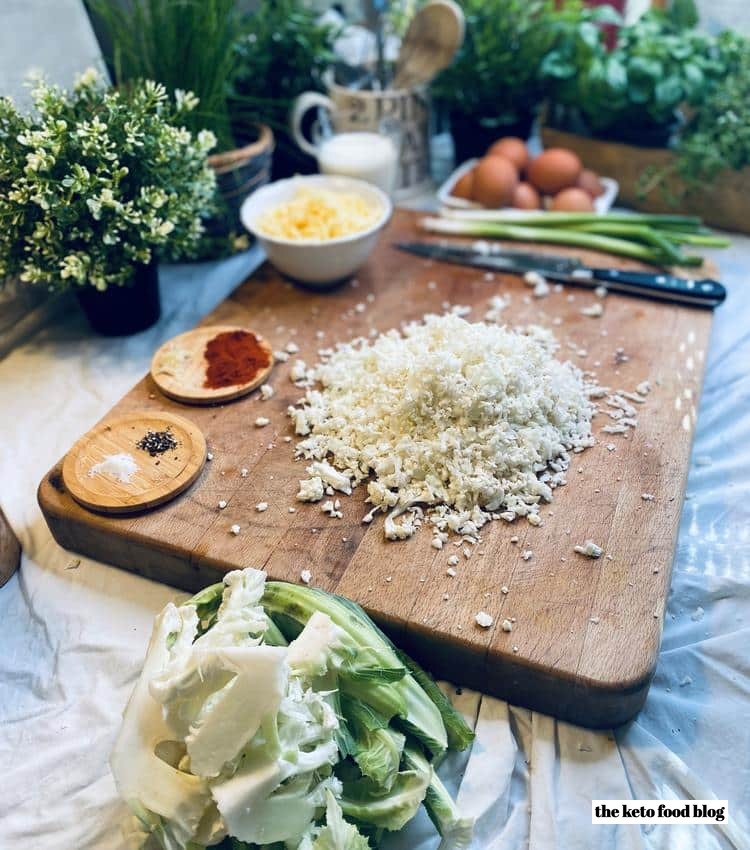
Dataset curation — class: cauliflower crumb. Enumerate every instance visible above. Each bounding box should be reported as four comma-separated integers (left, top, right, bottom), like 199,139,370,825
431,537,443,550
260,384,274,400
229,524,240,535
255,416,270,427
641,493,655,501
501,619,513,633
297,476,324,502
533,278,550,298
475,611,494,629
285,341,299,354
240,467,249,477
501,585,509,594
321,499,343,518
521,550,533,561
206,452,214,461
256,502,268,512
274,350,290,362
523,270,546,288
574,539,603,558
581,302,604,318
300,569,312,585
446,567,457,577
218,500,227,510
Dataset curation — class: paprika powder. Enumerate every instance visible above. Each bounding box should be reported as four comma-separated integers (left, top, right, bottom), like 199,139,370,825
203,330,271,389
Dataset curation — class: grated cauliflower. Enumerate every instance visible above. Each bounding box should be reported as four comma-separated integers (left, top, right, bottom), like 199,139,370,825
288,313,595,540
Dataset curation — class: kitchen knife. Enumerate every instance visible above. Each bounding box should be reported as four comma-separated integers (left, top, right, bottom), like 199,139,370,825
395,241,726,308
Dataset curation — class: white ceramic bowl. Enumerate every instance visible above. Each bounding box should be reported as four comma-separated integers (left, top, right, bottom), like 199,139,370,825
240,175,392,286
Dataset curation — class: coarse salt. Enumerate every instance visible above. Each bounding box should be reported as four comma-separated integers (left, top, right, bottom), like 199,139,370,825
87,453,139,484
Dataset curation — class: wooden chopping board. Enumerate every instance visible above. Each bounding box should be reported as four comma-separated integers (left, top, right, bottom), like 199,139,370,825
39,210,714,728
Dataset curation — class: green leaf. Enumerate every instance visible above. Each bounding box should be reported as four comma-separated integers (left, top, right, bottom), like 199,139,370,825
578,21,601,50
605,57,628,93
655,76,683,108
669,0,699,30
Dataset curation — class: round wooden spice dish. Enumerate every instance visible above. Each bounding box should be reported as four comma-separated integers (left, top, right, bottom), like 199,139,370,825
150,325,274,405
62,411,206,515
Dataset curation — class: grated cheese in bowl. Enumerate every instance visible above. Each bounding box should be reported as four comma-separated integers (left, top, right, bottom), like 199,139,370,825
256,187,382,242
288,313,596,540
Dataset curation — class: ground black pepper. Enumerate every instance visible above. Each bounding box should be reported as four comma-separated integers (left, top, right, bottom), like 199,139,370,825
136,428,178,457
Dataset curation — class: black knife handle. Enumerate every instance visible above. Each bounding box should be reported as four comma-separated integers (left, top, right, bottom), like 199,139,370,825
588,268,726,308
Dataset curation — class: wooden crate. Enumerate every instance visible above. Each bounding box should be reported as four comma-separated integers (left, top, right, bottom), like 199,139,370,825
541,124,750,234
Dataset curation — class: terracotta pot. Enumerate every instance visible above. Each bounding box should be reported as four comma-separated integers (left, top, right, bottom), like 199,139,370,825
76,260,160,336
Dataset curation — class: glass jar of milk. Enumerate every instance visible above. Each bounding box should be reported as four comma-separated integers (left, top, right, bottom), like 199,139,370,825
290,93,400,196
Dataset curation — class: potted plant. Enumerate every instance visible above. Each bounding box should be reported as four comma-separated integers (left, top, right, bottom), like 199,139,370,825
229,0,336,181
539,1,750,231
633,28,750,231
431,0,572,163
541,1,720,147
0,71,216,335
87,0,275,237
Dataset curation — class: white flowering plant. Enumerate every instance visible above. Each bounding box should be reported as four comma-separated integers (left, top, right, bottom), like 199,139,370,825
0,70,217,291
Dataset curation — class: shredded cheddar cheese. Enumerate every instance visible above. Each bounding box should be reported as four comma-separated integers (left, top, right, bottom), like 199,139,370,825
256,188,381,241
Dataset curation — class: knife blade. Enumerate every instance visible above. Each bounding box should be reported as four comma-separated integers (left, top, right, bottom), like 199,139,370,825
396,240,580,274
395,241,726,309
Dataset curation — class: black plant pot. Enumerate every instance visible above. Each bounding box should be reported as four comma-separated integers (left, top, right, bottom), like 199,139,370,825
76,260,160,336
450,110,535,164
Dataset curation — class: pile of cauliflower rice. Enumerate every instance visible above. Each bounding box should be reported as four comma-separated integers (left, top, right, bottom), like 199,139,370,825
288,313,595,541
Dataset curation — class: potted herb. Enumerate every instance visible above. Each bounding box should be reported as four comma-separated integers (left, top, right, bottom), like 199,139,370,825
87,0,275,235
0,71,216,335
539,2,750,232
230,0,336,180
635,29,750,231
431,0,568,162
542,2,720,147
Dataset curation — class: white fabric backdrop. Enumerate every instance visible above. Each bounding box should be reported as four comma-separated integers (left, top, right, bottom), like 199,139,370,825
1,243,748,849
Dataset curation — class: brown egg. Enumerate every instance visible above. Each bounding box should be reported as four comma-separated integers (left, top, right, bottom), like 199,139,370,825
511,181,541,210
487,137,528,172
527,148,583,195
471,155,518,208
451,168,475,200
550,187,595,212
577,168,605,198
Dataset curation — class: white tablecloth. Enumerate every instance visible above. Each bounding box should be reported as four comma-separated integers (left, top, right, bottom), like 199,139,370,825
1,242,749,850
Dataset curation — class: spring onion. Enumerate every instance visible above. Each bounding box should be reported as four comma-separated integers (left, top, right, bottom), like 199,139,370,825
422,209,728,268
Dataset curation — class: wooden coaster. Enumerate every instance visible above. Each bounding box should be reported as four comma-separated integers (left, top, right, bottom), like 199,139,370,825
151,325,274,405
62,411,206,515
